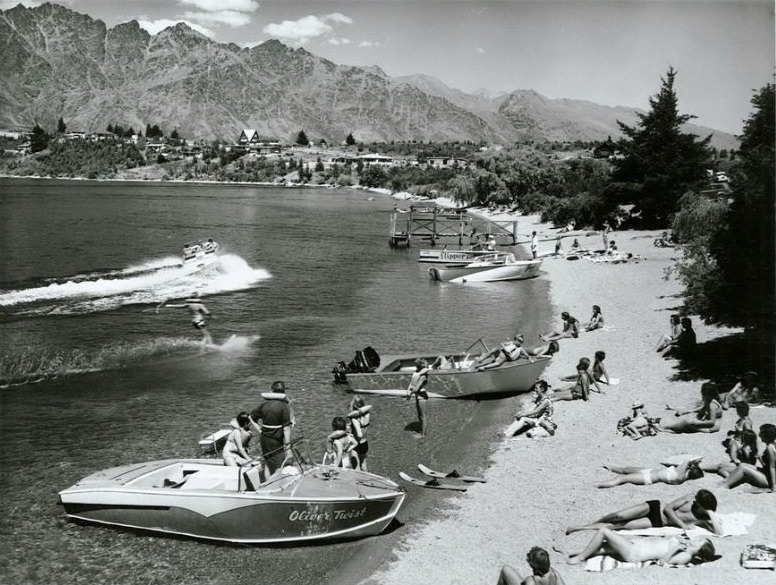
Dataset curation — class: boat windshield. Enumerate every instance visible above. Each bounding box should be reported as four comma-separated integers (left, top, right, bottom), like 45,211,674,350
463,338,490,358
260,438,315,473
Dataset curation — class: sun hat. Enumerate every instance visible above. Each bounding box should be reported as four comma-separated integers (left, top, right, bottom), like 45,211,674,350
631,400,644,409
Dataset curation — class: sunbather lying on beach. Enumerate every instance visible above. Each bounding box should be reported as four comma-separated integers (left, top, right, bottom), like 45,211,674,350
560,528,716,566
723,424,776,493
617,401,658,440
596,458,704,488
552,358,602,402
497,546,566,585
658,383,722,434
565,489,722,535
527,340,560,358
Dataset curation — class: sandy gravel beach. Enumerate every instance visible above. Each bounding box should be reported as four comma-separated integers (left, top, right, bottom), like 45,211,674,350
363,209,775,585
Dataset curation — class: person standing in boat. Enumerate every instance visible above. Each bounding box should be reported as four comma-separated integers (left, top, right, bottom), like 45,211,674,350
249,381,293,474
407,359,430,437
156,292,213,345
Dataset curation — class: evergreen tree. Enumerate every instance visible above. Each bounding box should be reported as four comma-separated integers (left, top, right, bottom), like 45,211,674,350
706,84,774,331
612,67,712,227
30,123,50,153
345,133,356,146
57,117,67,134
296,130,309,146
315,156,324,172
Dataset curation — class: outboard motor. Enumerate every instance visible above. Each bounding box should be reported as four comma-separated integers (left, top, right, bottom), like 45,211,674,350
331,347,381,384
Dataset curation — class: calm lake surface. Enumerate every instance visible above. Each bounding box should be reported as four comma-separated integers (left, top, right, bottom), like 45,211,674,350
0,179,552,585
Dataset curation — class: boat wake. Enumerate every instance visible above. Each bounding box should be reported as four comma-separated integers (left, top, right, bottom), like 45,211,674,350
0,334,261,389
0,254,271,317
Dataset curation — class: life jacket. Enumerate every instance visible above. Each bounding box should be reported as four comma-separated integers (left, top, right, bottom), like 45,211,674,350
258,393,295,428
347,405,372,442
326,430,357,468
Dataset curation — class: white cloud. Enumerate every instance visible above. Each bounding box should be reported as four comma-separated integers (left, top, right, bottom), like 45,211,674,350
138,19,215,39
183,10,252,27
358,40,380,48
328,37,352,46
262,13,353,45
0,0,57,8
179,0,258,12
476,47,485,54
325,13,353,25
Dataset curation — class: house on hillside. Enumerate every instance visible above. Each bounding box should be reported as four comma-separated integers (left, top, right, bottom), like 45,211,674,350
358,153,395,167
426,157,469,169
238,129,260,145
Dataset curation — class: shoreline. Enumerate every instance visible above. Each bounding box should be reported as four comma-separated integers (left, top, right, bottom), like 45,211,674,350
353,212,775,585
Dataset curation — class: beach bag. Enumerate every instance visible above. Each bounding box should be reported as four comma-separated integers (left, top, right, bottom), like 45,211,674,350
539,418,557,436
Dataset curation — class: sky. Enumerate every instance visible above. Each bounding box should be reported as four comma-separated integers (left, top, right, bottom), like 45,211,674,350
2,0,774,134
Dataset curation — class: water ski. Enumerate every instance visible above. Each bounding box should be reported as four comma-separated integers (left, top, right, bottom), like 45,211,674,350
398,471,468,492
417,463,486,483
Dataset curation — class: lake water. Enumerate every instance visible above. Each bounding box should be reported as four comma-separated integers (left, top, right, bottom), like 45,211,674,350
0,179,552,585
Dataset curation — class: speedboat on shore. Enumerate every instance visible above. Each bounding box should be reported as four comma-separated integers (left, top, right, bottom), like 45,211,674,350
181,239,219,273
332,339,551,398
58,439,405,544
429,255,542,283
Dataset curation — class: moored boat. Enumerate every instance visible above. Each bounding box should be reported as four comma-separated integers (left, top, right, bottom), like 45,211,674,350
418,247,496,264
58,439,405,544
332,339,551,397
429,255,542,283
182,239,219,273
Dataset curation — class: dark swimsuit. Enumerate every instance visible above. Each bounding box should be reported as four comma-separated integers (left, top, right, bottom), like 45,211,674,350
646,500,664,527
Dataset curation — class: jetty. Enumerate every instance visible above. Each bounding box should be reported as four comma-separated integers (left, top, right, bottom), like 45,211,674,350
388,206,518,247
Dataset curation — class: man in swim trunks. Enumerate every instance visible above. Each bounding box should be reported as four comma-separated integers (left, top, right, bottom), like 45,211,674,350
156,292,213,345
565,489,722,535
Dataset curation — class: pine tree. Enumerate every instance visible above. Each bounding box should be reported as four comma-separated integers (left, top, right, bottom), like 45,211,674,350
57,117,67,134
30,123,49,153
296,130,309,146
345,133,356,146
612,67,712,227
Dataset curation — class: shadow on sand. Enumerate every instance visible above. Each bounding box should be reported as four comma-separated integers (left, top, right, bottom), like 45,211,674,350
668,332,775,398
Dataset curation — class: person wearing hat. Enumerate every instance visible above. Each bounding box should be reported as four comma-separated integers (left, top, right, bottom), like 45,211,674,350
623,401,650,440
486,234,497,251
407,359,430,437
156,291,213,345
249,381,293,474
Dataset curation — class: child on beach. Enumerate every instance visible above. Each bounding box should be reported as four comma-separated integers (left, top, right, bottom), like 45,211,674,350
596,459,704,488
496,546,566,585
326,416,359,469
617,401,657,440
561,528,716,566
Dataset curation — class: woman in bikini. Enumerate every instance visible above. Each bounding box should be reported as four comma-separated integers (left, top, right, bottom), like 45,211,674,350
596,458,704,489
222,412,253,467
655,314,681,352
563,528,716,566
552,358,602,402
497,546,566,585
659,383,722,433
724,423,776,492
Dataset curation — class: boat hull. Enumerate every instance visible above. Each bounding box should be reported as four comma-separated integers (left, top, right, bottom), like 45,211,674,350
449,260,542,283
346,355,551,397
58,459,405,544
418,249,495,264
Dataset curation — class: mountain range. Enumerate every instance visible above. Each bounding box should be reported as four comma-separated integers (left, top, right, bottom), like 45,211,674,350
1,2,738,150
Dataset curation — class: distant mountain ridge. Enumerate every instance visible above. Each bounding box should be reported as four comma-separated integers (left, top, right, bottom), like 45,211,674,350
0,2,738,150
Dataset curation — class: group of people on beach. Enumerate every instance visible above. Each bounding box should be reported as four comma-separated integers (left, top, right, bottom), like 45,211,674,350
497,302,773,583
219,380,373,478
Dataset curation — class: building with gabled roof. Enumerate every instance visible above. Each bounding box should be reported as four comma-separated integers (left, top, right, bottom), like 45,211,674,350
238,129,259,144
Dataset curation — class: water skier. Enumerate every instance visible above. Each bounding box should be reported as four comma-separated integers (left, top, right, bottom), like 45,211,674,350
157,292,213,345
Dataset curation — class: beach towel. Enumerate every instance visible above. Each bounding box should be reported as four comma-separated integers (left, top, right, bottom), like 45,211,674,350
619,512,756,538
585,556,663,572
741,543,776,569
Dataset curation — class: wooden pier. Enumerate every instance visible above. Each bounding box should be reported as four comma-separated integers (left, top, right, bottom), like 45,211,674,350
388,206,518,247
